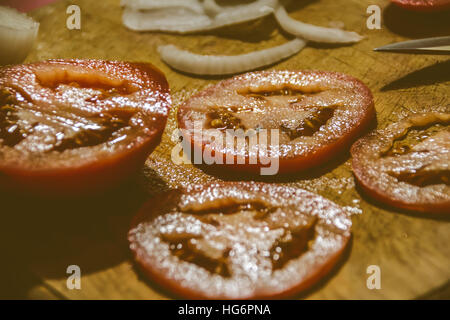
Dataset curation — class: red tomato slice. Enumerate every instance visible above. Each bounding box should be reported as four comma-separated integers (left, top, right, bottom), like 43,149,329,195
391,0,450,11
177,70,375,175
0,59,170,195
351,112,450,214
129,182,352,299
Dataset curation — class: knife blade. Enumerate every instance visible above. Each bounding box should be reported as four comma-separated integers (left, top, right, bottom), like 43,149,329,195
374,36,450,55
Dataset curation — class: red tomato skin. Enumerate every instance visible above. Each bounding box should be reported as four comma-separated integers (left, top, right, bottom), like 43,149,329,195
183,104,375,175
132,237,348,299
352,162,450,214
178,71,375,175
350,112,450,215
391,0,450,12
129,183,351,299
0,60,171,196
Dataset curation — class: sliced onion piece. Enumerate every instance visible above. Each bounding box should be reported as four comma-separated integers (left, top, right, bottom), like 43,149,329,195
123,7,212,33
204,0,278,15
0,6,39,66
202,0,223,16
122,0,277,33
121,0,205,13
274,5,363,43
328,20,346,29
158,38,306,75
213,0,277,26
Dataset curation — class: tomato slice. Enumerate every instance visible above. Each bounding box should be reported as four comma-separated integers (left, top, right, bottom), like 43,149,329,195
129,182,351,299
0,59,170,195
351,113,450,214
177,71,374,174
391,0,450,11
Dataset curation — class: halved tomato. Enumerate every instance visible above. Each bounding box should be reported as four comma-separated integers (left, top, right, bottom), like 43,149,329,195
129,182,351,299
351,112,450,214
391,0,450,12
177,70,375,175
0,59,170,195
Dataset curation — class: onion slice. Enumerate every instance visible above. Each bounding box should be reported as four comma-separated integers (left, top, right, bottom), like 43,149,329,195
0,6,39,66
203,0,278,15
213,0,277,26
122,0,277,33
158,38,306,75
202,0,223,16
123,7,212,33
274,5,363,43
121,0,205,14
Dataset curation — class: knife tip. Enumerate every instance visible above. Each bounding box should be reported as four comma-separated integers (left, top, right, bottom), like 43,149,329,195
374,46,391,52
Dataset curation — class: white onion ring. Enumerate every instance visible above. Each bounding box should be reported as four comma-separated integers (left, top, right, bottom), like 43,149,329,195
202,0,222,16
158,38,306,75
203,0,278,15
213,0,277,26
121,0,205,13
122,0,278,33
123,7,212,33
0,6,39,66
274,5,363,43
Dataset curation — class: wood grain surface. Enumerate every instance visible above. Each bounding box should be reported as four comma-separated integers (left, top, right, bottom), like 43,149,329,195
0,0,449,300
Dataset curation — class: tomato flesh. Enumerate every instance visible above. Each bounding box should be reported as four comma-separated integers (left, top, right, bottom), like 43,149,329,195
351,112,450,214
0,59,170,195
129,182,351,299
177,70,375,175
391,0,450,11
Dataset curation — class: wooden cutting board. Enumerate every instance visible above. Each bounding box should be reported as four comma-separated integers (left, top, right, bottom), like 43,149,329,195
1,0,449,300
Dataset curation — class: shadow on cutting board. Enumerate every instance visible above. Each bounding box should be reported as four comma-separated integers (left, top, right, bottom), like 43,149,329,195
381,59,450,91
0,173,164,298
383,4,450,38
